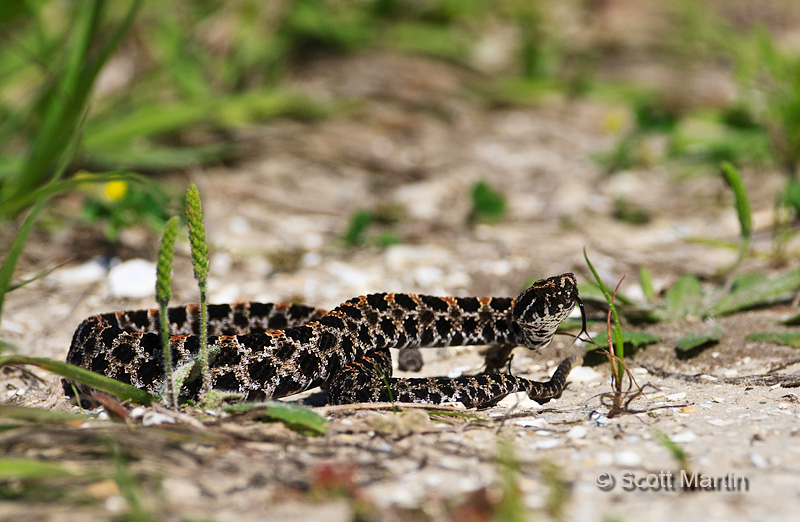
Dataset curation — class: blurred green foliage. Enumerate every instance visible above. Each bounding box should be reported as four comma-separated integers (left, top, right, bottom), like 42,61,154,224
469,180,506,224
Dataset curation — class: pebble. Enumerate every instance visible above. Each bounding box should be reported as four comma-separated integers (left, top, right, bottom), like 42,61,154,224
567,426,588,440
514,418,548,428
671,431,697,443
750,452,768,469
666,392,687,401
615,450,642,467
568,366,602,384
162,477,202,502
142,410,177,427
107,259,156,298
706,418,733,427
51,258,107,286
533,438,560,450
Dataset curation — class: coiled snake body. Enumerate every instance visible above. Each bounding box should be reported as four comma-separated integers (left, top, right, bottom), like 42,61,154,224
64,273,580,408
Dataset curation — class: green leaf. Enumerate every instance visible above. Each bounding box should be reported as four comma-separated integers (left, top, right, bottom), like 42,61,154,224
342,209,373,246
0,404,92,425
660,275,703,320
590,330,662,352
0,356,154,405
225,402,328,436
709,269,800,316
640,267,655,303
720,162,752,243
745,332,800,348
0,459,87,480
469,180,506,223
676,328,723,353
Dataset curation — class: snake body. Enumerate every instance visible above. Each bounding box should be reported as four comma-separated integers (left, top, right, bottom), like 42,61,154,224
64,273,579,408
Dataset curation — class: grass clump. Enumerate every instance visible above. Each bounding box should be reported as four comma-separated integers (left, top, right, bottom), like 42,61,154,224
469,180,507,224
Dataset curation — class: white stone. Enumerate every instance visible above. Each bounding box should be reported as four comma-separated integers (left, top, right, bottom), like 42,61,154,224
567,366,602,384
671,431,696,444
533,438,560,450
750,452,768,469
666,392,687,401
107,259,156,298
614,450,641,467
162,477,201,502
141,411,176,427
51,258,108,286
514,418,548,428
567,426,588,440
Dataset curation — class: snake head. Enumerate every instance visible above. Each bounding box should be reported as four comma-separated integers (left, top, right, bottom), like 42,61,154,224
513,273,578,350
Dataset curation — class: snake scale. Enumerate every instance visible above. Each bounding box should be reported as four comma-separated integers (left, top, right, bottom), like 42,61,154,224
64,273,581,408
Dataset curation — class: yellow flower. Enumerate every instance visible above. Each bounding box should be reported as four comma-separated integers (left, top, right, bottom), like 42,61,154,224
102,180,129,202
602,109,629,134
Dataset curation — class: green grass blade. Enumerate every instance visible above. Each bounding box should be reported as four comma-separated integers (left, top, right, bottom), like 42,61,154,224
583,248,626,373
659,274,703,320
0,404,92,425
745,332,800,348
640,267,655,303
224,402,328,436
0,355,154,405
6,0,141,204
589,330,662,352
0,200,46,319
83,102,213,150
676,329,723,353
85,143,234,171
720,161,752,244
0,171,146,217
0,458,84,480
709,268,800,316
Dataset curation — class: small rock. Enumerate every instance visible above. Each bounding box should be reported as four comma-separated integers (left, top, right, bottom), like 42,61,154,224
706,418,733,427
671,430,696,443
667,392,687,401
107,259,156,298
567,426,588,440
413,266,443,287
615,450,641,467
51,258,107,286
142,411,176,426
533,438,560,450
750,452,768,469
162,477,201,502
595,451,614,467
514,418,548,428
568,366,602,384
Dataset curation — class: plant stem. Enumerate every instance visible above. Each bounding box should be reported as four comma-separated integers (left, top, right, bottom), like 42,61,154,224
199,283,210,395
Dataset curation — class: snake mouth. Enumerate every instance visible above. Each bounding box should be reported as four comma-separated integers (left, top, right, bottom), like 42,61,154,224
572,295,601,350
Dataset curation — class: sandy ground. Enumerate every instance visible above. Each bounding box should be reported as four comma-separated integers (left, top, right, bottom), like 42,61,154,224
2,51,800,521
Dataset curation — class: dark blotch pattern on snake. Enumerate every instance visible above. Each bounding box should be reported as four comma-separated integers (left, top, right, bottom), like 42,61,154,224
64,273,580,408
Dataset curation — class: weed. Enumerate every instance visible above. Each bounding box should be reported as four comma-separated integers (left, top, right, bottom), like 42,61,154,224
469,180,506,224
185,184,211,398
156,216,180,410
79,176,170,242
341,207,403,248
653,430,691,476
737,27,800,177
542,461,570,522
494,436,527,522
342,209,374,247
584,250,644,416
